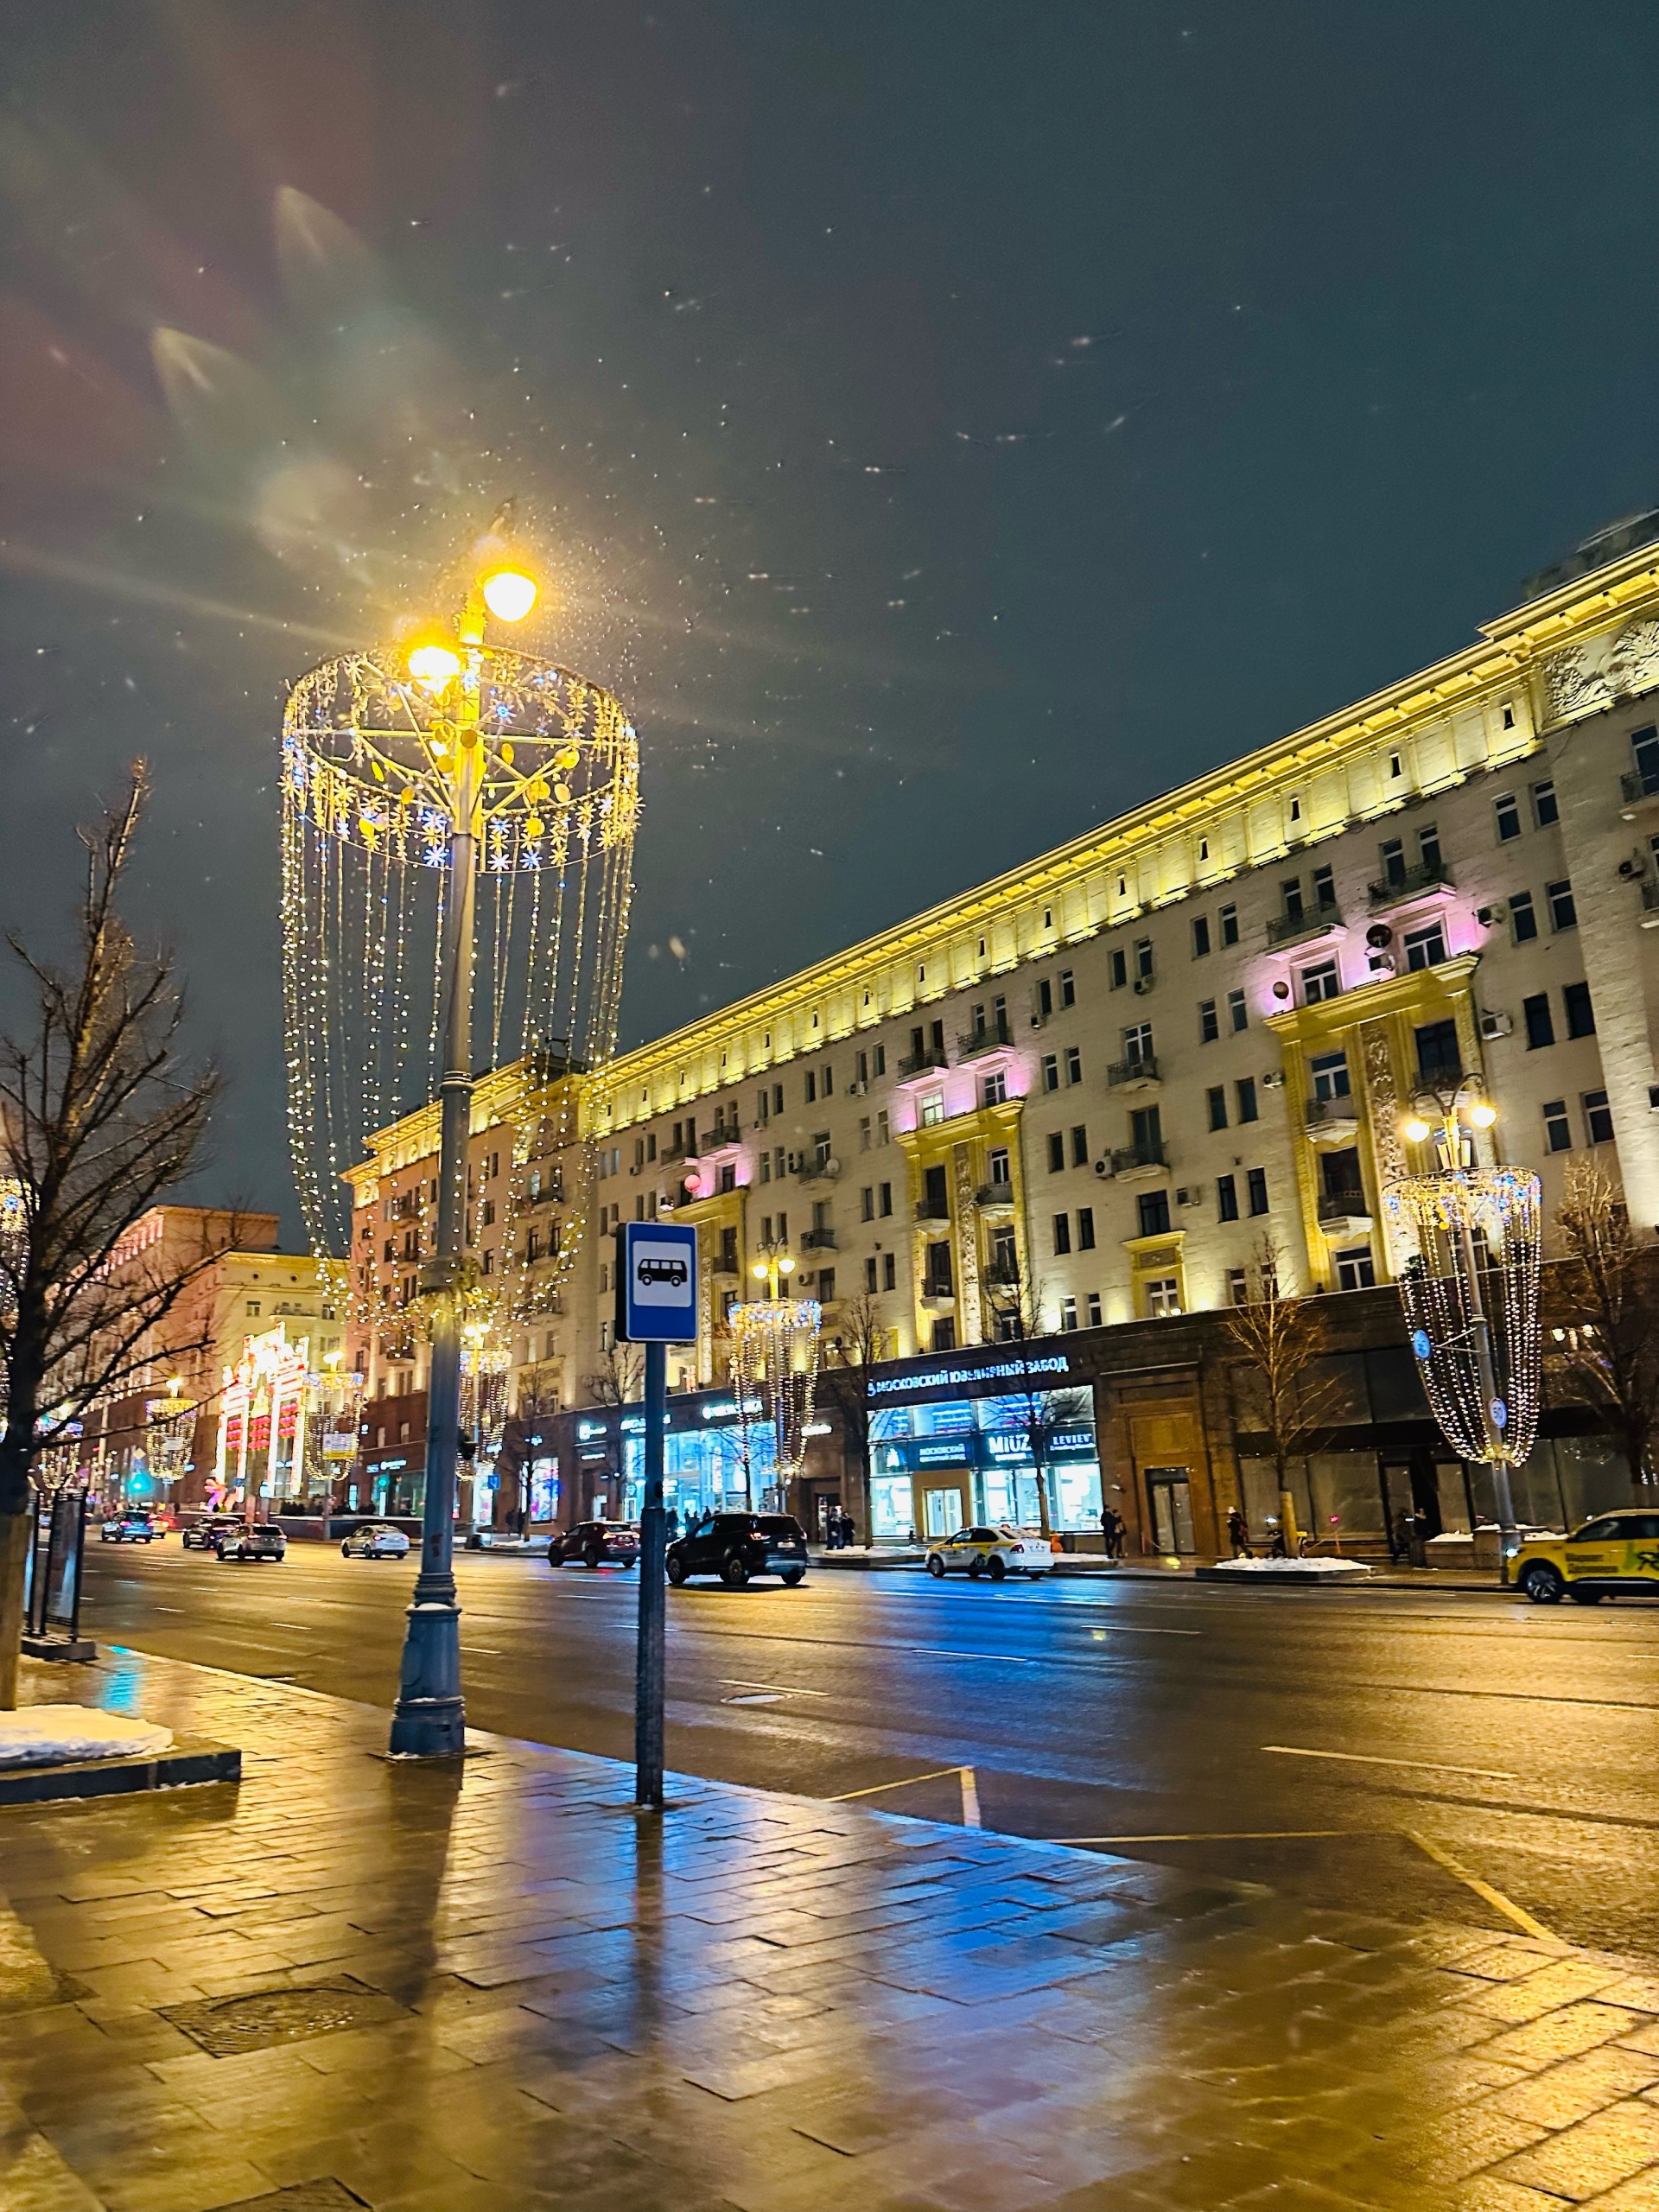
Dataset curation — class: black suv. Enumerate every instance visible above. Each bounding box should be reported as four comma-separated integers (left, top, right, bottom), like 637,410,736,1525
550,1520,640,1569
665,1513,808,1589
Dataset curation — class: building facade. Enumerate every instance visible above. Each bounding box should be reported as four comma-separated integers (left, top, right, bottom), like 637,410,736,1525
342,517,1659,1544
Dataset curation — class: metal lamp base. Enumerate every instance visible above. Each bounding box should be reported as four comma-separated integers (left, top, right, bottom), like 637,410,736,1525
388,1598,466,1758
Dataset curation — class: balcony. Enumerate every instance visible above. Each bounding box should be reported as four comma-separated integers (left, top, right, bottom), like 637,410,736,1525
793,1154,836,1183
1317,1193,1373,1239
975,1179,1014,1211
1622,768,1659,819
698,1127,741,1155
1642,880,1659,931
915,1196,951,1222
1266,901,1343,949
983,1257,1021,1290
660,1135,691,1164
800,1227,837,1252
957,1018,1014,1060
895,1045,950,1081
920,1279,956,1306
1305,1094,1362,1145
1106,1055,1160,1093
1367,859,1453,911
1107,1141,1167,1185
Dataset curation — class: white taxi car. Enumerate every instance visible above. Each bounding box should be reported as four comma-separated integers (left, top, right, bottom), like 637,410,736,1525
925,1524,1054,1582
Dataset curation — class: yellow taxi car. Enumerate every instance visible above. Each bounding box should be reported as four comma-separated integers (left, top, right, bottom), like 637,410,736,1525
1514,1510,1659,1605
925,1524,1054,1582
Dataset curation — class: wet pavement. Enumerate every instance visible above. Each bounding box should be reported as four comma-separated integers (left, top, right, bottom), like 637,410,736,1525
83,1542,1659,1956
6,1648,1659,2209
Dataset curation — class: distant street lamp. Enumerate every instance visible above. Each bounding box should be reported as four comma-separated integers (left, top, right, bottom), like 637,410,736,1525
1384,1080,1542,1584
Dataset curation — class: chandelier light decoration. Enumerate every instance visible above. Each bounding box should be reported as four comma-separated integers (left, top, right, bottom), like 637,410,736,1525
730,1248,823,1500
280,628,638,1340
1382,1091,1542,1567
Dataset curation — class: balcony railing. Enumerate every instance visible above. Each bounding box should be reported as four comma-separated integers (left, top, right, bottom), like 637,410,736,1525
896,1045,949,1077
921,1277,956,1303
983,1258,1020,1289
1623,769,1659,807
1643,880,1659,915
1108,1141,1167,1175
699,1127,740,1154
800,1227,836,1252
1305,1093,1358,1128
1317,1192,1370,1225
1107,1055,1160,1087
957,1018,1014,1058
915,1197,951,1221
1368,859,1452,910
793,1155,834,1182
1266,901,1342,947
660,1136,691,1163
975,1179,1014,1209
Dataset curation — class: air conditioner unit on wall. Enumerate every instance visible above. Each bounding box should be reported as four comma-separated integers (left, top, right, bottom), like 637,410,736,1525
1094,1159,1112,1178
1476,903,1507,926
1176,1185,1204,1208
1261,1070,1284,1090
1132,976,1154,996
1478,1008,1513,1039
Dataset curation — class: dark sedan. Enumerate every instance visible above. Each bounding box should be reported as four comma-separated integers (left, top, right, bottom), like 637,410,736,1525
182,1514,245,1551
550,1520,640,1569
665,1513,808,1589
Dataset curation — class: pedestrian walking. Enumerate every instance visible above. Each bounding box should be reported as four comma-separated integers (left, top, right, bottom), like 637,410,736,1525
664,1504,680,1543
1226,1503,1249,1557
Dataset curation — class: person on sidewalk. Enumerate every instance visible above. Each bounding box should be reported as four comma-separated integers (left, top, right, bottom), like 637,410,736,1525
1227,1504,1249,1557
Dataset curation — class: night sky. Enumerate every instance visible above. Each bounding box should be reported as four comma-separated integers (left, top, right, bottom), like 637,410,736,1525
3,2,1658,1246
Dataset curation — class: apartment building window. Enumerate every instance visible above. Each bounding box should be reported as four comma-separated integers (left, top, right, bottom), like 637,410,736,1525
1543,1098,1572,1153
1087,1292,1103,1327
1585,1090,1614,1145
1281,877,1305,924
861,1186,874,1221
1522,992,1554,1050
804,1071,816,1104
1065,1046,1084,1084
920,1092,944,1127
1042,1053,1059,1092
1532,779,1559,828
1219,903,1238,946
1130,1103,1161,1161
1313,864,1336,910
1217,1173,1239,1222
1379,836,1406,888
481,1249,493,1274
634,1195,646,1221
859,1116,871,1151
1548,880,1577,931
823,1065,835,1096
1236,1076,1258,1122
1047,1131,1065,1171
1038,976,1052,1019
883,1252,897,1290
1310,1050,1350,1101
1146,1278,1181,1318
1510,890,1537,944
1336,1249,1376,1290
1301,958,1341,1004
1199,998,1219,1043
865,1256,879,1294
755,1089,770,1125
1135,938,1154,982
1060,1296,1078,1332
1071,1125,1089,1166
1059,969,1075,1007
1415,1020,1461,1081
1052,1213,1071,1256
481,1198,495,1227
877,1109,890,1145
1247,1167,1269,1217
1077,1207,1096,1251
718,1163,736,1194
874,1045,887,1077
982,1070,1007,1106
1122,1022,1152,1066
1495,793,1521,842
1207,1085,1228,1131
989,1147,1010,1185
1137,1190,1171,1237
1419,823,1442,872
760,1152,772,1184
1633,725,1659,794
1228,988,1248,1033
879,1182,893,1217
1192,915,1211,957
1403,919,1447,970
1226,1267,1249,1306
855,1050,868,1085
633,1136,645,1170
1564,982,1596,1039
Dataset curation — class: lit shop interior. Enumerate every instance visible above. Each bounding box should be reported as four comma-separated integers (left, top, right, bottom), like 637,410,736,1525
868,1388,1103,1540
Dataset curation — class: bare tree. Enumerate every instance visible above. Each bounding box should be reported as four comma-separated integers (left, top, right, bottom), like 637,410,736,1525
983,1268,1084,1539
0,768,220,1705
1554,1159,1659,1489
1222,1238,1335,1548
819,1290,888,1543
582,1338,644,1408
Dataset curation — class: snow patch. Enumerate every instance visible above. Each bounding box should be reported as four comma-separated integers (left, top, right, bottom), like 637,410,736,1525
0,1708,173,1768
1207,1557,1372,1578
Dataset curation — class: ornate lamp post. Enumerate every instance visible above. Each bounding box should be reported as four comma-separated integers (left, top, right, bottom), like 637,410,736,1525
1382,1080,1542,1584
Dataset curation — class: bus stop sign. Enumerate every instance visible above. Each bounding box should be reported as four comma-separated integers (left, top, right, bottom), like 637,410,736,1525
616,1221,698,1343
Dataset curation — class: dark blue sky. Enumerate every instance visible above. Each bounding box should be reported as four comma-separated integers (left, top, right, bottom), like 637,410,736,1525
3,2,1657,1241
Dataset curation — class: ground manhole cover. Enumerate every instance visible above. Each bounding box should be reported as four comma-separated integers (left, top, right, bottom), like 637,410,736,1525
161,1975,403,2056
219,2183,370,2212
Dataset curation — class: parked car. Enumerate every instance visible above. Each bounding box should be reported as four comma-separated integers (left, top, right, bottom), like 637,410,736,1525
216,1523,287,1563
1515,1510,1659,1604
550,1520,640,1570
182,1514,245,1552
665,1513,808,1588
99,1515,157,1544
925,1526,1054,1581
340,1523,411,1560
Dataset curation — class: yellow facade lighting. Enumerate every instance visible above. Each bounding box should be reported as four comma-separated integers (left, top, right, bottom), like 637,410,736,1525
480,568,538,623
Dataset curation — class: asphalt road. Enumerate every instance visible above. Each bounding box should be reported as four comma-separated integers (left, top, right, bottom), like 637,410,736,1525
82,1539,1659,1958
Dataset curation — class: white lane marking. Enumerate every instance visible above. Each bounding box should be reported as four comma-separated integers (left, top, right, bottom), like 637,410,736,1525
722,1693,784,1706
721,1678,830,1697
1262,1745,1519,1781
959,1768,982,1827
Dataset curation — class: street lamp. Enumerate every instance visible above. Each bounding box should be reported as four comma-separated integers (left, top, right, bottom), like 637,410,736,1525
732,1243,821,1514
382,549,540,1757
1383,1080,1542,1584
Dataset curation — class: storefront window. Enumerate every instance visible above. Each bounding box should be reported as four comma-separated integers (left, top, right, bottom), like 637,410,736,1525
529,1459,558,1523
869,1384,1100,1533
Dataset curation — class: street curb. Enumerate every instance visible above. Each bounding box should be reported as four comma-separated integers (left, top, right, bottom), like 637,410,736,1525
0,1735,240,1808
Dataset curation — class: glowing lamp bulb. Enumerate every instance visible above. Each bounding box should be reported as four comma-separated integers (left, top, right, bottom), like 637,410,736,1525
751,1262,769,1281
1468,1100,1497,1128
408,642,461,693
480,568,538,623
1402,1116,1432,1143
778,1255,796,1274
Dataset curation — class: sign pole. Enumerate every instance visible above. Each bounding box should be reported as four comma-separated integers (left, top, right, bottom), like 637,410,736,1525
635,1336,667,1809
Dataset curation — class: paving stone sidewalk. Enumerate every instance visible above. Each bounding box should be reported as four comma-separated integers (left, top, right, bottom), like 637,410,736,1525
3,1650,1659,2212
